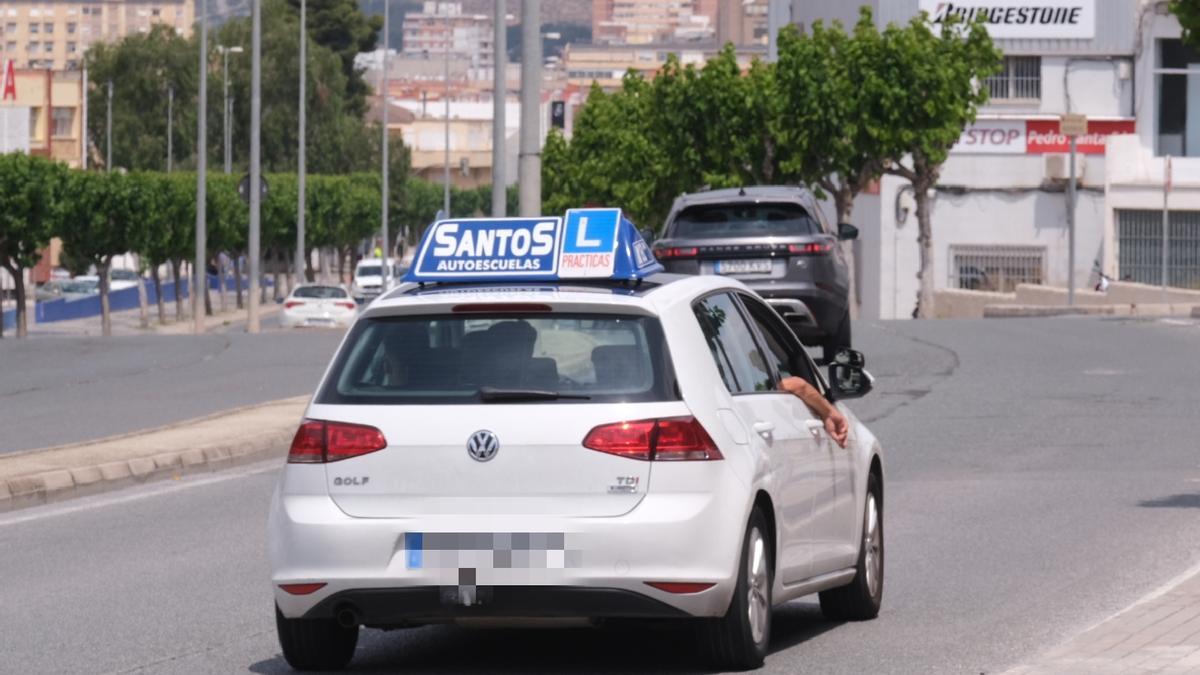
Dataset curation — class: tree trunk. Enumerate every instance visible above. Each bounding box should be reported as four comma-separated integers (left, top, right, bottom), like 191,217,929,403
233,255,244,309
171,259,184,322
337,247,346,285
217,256,227,313
3,261,27,338
204,262,213,317
305,247,316,284
98,258,112,337
152,266,166,324
134,255,150,330
914,188,936,319
833,183,859,321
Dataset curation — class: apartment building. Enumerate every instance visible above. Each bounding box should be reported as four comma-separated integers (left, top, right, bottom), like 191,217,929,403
0,0,193,71
401,1,494,79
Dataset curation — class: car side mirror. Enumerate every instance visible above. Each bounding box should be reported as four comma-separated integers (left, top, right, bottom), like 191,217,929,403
838,222,859,241
827,348,872,400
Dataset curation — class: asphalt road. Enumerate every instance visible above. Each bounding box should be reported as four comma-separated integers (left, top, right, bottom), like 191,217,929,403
3,316,1200,674
0,329,344,454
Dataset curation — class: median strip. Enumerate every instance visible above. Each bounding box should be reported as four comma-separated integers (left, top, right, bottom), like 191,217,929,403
0,396,309,512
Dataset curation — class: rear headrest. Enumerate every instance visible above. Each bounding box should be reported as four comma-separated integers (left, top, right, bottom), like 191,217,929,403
591,345,643,388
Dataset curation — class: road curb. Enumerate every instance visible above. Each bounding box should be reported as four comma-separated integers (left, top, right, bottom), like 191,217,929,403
0,396,307,513
0,433,293,513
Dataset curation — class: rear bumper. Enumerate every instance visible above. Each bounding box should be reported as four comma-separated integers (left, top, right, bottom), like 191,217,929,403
302,586,691,625
742,280,846,338
268,465,749,621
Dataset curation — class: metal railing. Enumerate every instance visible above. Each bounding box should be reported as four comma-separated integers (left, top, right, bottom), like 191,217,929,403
984,56,1041,101
1116,209,1200,289
948,244,1046,293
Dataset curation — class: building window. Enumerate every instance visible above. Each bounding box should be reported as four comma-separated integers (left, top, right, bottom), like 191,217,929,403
152,8,161,16
67,22,75,34
1156,39,1200,156
65,59,78,70
44,22,52,33
27,41,37,51
4,23,14,33
949,245,1045,292
67,41,75,53
983,56,1040,101
44,42,53,53
51,107,74,138
5,42,14,52
1117,210,1200,287
29,23,38,33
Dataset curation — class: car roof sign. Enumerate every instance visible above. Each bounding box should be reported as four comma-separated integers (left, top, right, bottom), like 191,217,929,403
402,207,664,283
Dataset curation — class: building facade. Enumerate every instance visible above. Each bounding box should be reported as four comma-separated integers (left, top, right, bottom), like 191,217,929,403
0,0,193,71
791,0,1200,320
401,1,494,80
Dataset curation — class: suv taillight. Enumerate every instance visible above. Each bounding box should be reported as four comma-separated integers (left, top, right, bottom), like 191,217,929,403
653,247,699,260
788,242,833,255
288,419,388,463
582,416,722,461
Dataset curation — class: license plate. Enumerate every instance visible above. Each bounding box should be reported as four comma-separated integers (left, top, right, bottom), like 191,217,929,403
716,259,772,275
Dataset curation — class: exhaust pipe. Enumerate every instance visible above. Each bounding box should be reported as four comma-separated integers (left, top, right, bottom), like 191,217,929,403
335,605,360,628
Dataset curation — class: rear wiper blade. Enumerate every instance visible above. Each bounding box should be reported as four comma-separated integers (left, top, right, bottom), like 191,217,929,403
477,387,591,402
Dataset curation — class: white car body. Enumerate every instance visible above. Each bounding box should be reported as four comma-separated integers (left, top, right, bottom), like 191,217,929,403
350,258,403,303
74,271,140,292
279,285,357,329
269,273,883,633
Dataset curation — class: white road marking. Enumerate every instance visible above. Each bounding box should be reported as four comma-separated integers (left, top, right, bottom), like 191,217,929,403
0,460,281,528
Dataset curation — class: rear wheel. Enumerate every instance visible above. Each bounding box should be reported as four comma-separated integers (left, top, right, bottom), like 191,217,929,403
699,508,772,671
822,310,852,364
275,604,358,671
818,471,883,621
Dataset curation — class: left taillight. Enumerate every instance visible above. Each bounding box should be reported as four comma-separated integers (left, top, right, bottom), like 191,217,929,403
582,416,722,461
288,419,387,463
284,300,305,309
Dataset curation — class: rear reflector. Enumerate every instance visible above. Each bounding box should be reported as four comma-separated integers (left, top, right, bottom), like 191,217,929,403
644,581,716,594
788,242,833,255
653,247,699,260
283,300,305,309
582,416,722,461
288,420,388,464
336,302,357,310
452,303,553,313
279,582,327,595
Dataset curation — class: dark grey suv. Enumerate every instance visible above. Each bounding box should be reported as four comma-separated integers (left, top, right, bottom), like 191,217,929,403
652,186,857,361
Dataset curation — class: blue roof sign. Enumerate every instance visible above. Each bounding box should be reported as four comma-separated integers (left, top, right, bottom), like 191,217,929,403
402,208,664,283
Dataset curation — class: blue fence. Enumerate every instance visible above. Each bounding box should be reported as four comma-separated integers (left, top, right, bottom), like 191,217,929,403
0,274,271,331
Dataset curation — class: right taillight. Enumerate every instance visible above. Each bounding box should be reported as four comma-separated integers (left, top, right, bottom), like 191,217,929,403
582,416,722,461
288,419,387,463
653,247,699,260
284,300,305,309
788,242,833,255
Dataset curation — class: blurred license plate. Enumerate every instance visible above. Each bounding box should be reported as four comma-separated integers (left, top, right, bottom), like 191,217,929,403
716,259,772,275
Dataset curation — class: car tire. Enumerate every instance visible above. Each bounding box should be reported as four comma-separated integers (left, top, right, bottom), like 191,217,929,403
822,310,852,364
818,471,883,621
275,604,358,671
699,507,772,671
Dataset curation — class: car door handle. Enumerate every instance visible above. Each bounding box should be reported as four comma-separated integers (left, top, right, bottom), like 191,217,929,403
804,420,824,439
752,421,775,436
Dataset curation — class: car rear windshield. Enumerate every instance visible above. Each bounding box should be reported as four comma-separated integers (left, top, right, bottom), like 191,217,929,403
293,286,348,299
356,266,381,276
318,312,677,404
671,202,821,239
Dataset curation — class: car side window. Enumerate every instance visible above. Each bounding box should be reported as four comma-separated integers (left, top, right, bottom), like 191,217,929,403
739,294,821,389
693,293,774,394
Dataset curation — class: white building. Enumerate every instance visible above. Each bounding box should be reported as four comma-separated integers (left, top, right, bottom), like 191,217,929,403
795,0,1199,319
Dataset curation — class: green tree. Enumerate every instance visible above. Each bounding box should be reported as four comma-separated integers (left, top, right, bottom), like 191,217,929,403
287,0,383,116
877,13,1000,317
0,154,65,338
56,171,141,336
1171,0,1200,47
84,26,196,171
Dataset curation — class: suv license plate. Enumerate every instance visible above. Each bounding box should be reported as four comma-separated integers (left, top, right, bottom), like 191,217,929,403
716,259,772,275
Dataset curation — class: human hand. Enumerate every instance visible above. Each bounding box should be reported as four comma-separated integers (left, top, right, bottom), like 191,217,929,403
824,408,849,448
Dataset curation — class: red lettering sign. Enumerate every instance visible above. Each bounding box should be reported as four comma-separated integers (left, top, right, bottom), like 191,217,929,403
1025,119,1136,154
2,60,15,101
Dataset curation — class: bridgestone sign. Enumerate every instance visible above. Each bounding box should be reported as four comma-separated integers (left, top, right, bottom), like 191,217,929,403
919,0,1095,39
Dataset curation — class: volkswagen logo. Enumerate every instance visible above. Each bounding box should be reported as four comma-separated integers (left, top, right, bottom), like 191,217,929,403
466,430,499,462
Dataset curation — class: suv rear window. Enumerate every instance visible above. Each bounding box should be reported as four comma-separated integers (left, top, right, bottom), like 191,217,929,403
671,202,821,239
318,313,676,404
293,286,347,299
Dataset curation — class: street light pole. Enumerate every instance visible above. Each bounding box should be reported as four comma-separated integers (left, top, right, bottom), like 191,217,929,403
220,45,242,175
518,0,541,216
248,0,262,334
491,0,506,217
297,0,307,287
105,80,112,170
443,2,451,217
167,85,173,172
380,0,390,291
194,3,207,334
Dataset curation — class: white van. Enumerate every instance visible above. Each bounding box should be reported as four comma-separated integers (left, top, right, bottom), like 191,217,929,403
350,258,404,303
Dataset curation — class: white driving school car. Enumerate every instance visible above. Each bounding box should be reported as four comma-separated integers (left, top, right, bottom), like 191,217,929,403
268,209,884,671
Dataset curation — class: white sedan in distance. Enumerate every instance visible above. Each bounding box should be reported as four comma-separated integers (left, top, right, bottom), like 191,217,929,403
279,285,358,329
268,210,884,671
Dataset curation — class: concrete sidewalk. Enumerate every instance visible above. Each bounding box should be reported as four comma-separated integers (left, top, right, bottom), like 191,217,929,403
20,294,280,337
1008,563,1200,674
0,395,307,511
